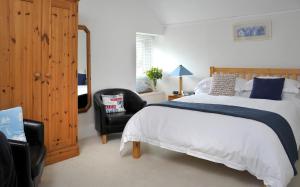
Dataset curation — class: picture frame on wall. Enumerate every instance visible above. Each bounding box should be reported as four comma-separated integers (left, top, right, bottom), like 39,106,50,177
233,20,272,41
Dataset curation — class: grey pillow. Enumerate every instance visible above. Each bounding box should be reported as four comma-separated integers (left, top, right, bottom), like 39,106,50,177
136,78,153,94
209,74,236,96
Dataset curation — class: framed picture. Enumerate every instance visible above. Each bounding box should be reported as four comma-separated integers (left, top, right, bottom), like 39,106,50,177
233,21,272,41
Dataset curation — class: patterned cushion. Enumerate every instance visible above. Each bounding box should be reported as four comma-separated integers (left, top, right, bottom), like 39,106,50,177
209,74,237,96
102,94,126,113
0,107,26,142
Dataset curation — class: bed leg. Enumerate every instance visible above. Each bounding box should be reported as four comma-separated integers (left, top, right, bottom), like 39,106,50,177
132,141,141,159
100,134,108,144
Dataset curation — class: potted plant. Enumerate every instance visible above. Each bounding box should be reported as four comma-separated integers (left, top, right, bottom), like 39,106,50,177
146,67,163,90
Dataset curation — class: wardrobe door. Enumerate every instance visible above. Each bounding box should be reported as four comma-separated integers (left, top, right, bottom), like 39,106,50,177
42,0,79,164
0,0,11,109
0,0,42,121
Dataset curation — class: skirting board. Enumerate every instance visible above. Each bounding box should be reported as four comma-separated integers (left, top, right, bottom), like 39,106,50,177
45,144,80,165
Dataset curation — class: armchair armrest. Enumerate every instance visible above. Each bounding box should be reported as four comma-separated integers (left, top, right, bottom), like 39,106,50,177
93,94,108,133
8,140,34,187
141,100,147,108
23,119,44,146
0,132,18,187
93,95,108,118
124,93,147,113
94,95,106,111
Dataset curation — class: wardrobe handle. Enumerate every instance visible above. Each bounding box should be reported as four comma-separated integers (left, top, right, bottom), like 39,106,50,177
45,73,52,79
34,72,41,81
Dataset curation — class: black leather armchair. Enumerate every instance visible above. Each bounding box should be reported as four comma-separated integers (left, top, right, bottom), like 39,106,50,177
8,120,46,187
0,131,18,187
94,88,146,144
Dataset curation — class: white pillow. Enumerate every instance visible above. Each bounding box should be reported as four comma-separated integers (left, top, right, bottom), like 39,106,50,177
238,91,251,98
239,91,300,100
235,78,248,92
194,77,247,94
243,77,300,94
194,77,211,94
282,92,300,100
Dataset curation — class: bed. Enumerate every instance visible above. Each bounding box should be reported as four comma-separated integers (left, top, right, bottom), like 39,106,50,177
120,67,300,187
78,85,88,96
78,85,88,109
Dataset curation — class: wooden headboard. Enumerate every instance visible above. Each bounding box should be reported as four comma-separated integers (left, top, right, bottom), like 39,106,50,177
210,66,300,80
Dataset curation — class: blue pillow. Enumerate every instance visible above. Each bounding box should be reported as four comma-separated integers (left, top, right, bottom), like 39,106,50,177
78,73,86,85
250,77,285,100
0,107,26,142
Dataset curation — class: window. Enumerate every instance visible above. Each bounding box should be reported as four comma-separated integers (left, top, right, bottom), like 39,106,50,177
136,33,156,78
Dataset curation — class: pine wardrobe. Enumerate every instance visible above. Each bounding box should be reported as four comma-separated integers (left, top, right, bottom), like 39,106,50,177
0,0,79,164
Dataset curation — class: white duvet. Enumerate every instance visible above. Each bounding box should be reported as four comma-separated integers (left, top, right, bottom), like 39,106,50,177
120,94,300,187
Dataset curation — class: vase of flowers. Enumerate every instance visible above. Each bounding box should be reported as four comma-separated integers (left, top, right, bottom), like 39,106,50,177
146,67,163,91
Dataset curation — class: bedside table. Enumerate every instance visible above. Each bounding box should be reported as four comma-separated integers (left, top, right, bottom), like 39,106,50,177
168,94,183,101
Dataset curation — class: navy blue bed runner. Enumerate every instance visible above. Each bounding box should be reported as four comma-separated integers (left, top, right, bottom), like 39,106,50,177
148,101,298,175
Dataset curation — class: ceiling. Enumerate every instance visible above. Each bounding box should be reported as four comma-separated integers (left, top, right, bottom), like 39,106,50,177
142,0,300,25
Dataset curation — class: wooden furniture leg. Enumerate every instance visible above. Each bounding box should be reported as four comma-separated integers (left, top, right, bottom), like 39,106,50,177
132,141,141,159
100,134,108,144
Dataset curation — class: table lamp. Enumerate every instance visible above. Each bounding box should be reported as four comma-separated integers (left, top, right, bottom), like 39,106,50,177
170,65,193,95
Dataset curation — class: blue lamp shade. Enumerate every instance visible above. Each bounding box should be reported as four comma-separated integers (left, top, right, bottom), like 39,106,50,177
170,65,193,77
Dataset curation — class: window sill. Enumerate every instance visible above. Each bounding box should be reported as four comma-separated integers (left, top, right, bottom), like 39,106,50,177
139,91,167,104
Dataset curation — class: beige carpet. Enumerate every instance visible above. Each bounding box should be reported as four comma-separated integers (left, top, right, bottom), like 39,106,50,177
41,134,300,187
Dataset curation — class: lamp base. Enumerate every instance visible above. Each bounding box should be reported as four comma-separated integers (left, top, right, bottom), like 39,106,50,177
179,76,183,95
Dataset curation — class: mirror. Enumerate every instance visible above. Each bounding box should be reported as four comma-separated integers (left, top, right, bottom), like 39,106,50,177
78,25,91,113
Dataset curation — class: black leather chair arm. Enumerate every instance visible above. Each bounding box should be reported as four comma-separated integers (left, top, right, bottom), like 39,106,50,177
23,120,44,146
94,94,108,119
9,140,34,187
94,95,106,113
141,100,147,109
0,132,18,187
124,92,147,113
93,94,108,133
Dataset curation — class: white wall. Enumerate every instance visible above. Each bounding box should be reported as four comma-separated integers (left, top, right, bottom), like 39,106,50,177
143,0,300,25
78,0,164,139
154,10,300,94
